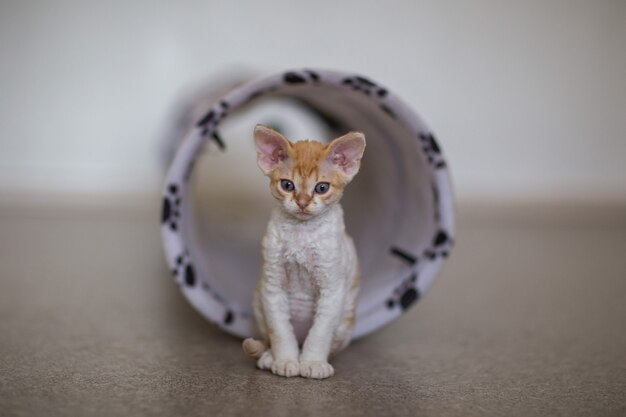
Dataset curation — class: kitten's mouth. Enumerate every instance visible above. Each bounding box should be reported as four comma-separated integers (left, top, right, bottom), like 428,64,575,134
295,209,313,218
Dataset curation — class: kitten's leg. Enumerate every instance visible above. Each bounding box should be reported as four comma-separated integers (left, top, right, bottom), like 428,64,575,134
260,278,300,377
299,279,345,379
330,269,360,356
330,306,357,357
242,282,276,369
256,349,274,370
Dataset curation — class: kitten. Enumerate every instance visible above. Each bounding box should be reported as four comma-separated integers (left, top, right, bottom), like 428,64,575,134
242,125,365,379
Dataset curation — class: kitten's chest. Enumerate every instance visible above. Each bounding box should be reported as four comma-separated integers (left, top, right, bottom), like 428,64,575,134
284,262,318,295
279,221,338,267
280,225,332,305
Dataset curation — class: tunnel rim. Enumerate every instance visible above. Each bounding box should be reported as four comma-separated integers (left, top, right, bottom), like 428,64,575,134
160,68,455,339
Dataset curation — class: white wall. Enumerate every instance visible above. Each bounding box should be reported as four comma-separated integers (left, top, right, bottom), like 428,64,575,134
1,0,624,202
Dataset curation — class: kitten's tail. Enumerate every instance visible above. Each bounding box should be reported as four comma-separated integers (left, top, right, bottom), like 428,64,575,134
242,338,268,359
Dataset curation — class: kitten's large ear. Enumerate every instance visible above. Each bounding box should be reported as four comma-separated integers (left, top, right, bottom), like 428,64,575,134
327,132,366,181
254,124,291,174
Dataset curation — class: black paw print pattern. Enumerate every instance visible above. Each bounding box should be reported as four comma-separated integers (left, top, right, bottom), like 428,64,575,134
223,310,234,325
195,100,229,150
423,230,453,260
242,69,321,119
419,132,446,169
386,271,420,311
283,69,321,84
341,75,387,97
341,75,395,119
171,250,196,287
162,183,181,231
387,246,420,311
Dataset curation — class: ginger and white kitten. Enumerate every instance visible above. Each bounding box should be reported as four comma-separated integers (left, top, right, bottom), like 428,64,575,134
242,125,365,379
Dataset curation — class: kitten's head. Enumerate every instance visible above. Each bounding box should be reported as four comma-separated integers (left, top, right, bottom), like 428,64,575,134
254,124,366,220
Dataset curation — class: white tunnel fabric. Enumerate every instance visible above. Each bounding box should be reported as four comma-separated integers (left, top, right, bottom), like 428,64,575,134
161,69,455,340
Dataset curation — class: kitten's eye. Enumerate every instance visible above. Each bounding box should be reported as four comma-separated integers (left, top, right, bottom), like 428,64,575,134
280,179,295,192
314,182,330,194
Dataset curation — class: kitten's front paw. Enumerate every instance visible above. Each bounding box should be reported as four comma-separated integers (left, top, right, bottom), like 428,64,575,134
299,360,334,379
271,359,300,377
256,350,274,370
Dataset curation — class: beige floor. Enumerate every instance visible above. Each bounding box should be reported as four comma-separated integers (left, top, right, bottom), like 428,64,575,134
0,202,624,416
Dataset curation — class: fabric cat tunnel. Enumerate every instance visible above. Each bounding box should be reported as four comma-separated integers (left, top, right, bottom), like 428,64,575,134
161,69,455,340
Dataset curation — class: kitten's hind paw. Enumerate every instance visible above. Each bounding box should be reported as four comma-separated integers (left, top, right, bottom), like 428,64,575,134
256,350,274,370
299,360,334,379
271,359,300,377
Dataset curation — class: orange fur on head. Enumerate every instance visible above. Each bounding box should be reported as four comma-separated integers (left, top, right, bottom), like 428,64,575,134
253,125,365,221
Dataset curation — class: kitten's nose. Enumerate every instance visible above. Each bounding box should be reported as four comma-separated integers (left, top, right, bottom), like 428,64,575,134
296,195,311,210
